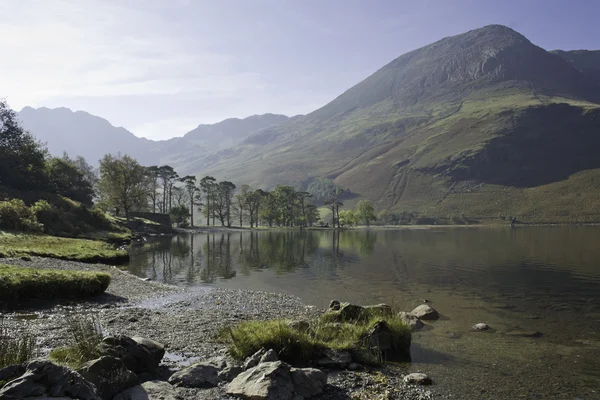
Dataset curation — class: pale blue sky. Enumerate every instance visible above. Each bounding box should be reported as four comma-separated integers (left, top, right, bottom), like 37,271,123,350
1,0,599,139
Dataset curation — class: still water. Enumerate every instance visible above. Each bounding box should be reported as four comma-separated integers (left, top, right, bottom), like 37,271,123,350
128,227,600,399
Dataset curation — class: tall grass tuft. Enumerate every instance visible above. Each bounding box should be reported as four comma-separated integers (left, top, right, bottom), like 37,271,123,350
0,318,36,369
49,314,103,369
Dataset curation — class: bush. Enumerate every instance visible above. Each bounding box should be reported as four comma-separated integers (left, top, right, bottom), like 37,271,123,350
49,315,103,368
0,319,36,369
0,199,42,232
0,264,111,301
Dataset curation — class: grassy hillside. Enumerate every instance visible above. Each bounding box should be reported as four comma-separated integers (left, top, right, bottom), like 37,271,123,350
178,26,600,223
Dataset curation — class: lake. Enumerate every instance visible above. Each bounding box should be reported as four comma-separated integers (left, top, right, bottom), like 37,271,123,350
128,227,600,399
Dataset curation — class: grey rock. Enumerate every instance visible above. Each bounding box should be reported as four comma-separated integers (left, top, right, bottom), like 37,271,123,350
410,305,439,321
0,364,25,383
287,320,310,333
363,303,393,317
99,335,159,374
325,302,365,322
227,361,294,400
0,360,100,400
290,367,327,398
218,365,243,382
77,356,138,400
316,349,352,369
472,323,490,331
328,300,341,311
243,348,267,370
348,363,363,371
360,320,411,361
403,372,432,385
168,362,220,388
131,336,165,365
398,311,425,332
260,349,279,363
113,380,178,400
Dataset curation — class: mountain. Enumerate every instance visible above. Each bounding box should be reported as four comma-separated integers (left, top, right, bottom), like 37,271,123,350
17,107,289,167
186,25,600,223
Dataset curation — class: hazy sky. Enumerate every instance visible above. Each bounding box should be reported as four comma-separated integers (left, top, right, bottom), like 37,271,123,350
2,0,599,140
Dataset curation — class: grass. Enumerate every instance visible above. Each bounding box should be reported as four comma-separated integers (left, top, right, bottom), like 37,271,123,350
224,307,411,366
0,233,129,263
0,264,111,301
0,319,36,369
49,315,103,369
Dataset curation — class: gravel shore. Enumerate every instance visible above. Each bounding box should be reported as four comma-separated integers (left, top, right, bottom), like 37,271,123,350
1,257,438,400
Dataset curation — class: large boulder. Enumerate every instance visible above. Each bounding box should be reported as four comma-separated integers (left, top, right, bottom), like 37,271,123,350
77,356,138,400
360,320,411,361
260,349,279,363
243,348,267,371
398,312,425,332
167,362,220,388
113,380,179,400
227,361,294,400
325,302,364,322
0,360,100,400
290,367,327,398
410,305,439,321
99,335,163,374
315,348,352,369
363,303,393,317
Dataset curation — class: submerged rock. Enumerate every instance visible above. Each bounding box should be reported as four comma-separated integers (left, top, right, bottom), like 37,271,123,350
403,372,432,385
77,356,138,400
410,305,439,321
398,311,425,332
472,323,490,331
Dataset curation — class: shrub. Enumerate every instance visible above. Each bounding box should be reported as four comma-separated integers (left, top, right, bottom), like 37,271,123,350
49,315,103,368
0,319,36,369
0,199,42,232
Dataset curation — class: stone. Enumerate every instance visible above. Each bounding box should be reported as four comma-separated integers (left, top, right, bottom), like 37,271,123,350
410,305,439,321
316,349,352,369
168,362,220,388
99,335,160,374
325,302,365,322
403,372,432,385
0,364,26,383
260,349,279,363
227,361,294,400
397,312,425,332
218,365,244,382
287,320,310,333
363,303,393,317
131,336,165,365
472,323,490,331
360,320,411,361
348,363,363,371
243,348,267,370
328,300,341,310
290,367,327,398
506,330,543,338
78,356,138,400
113,380,178,400
0,360,100,400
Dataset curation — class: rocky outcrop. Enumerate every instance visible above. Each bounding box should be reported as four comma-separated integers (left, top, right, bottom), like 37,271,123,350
397,312,425,332
410,305,439,321
168,355,243,388
316,349,352,369
0,360,100,400
325,301,394,322
227,361,326,400
77,356,138,400
243,348,267,371
360,320,411,361
113,380,179,400
99,335,162,374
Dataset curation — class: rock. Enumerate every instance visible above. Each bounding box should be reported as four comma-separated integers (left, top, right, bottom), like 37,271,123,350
227,361,294,400
168,362,220,388
410,305,439,321
403,372,432,385
472,323,490,331
328,300,341,310
113,380,178,400
360,320,411,361
0,364,26,383
363,303,393,317
506,330,543,338
218,365,244,382
260,349,279,363
243,348,267,370
0,360,100,400
131,336,165,365
397,312,425,332
316,349,352,369
287,320,310,333
290,367,327,398
348,363,363,371
77,356,138,400
325,302,365,322
99,335,160,374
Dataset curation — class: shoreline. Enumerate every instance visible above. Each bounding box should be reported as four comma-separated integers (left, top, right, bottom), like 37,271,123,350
1,256,438,400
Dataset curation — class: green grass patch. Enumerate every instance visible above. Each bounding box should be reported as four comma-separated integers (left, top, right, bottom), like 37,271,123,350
0,233,129,263
0,264,111,301
224,309,411,366
49,315,103,369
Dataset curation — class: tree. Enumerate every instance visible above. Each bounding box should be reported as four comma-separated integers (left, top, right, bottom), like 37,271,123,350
98,154,151,221
0,99,48,191
180,175,199,227
47,155,95,205
338,209,358,227
305,204,320,227
324,189,343,229
297,191,312,227
146,166,161,213
356,200,376,227
158,165,178,214
169,205,190,227
213,181,236,227
199,176,216,226
171,186,187,207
